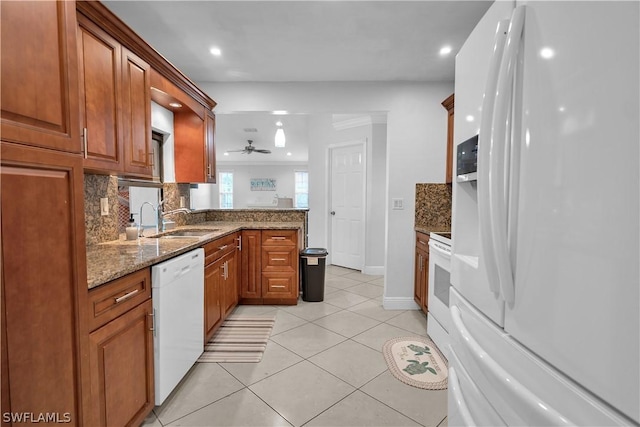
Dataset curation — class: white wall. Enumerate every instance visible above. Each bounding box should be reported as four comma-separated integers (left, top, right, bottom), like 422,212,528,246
151,101,175,183
190,164,307,209
198,82,453,309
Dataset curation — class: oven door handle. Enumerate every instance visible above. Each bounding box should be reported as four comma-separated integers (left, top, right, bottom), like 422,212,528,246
428,240,451,258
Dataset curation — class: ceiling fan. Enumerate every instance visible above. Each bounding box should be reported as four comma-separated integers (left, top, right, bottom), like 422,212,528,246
227,140,271,155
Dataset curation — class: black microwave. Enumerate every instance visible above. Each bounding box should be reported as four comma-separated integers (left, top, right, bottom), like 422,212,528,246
457,134,478,181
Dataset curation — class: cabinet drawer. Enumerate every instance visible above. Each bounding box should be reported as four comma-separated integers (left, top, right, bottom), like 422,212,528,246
89,268,151,332
262,229,297,246
262,246,297,272
416,232,430,249
204,233,238,265
261,272,296,298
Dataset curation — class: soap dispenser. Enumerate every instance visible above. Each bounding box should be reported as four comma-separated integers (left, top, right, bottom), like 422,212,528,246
125,214,138,240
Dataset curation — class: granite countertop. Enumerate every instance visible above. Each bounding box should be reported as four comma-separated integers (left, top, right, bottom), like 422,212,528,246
414,225,451,235
86,221,303,290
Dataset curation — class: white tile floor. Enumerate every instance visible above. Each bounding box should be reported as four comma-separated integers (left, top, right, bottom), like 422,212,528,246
142,265,448,427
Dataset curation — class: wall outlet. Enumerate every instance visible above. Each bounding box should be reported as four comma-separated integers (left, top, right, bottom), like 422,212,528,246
180,196,186,208
100,198,109,216
392,198,404,210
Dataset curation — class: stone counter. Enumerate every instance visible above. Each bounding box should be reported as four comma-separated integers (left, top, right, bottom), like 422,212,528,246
415,183,452,233
86,221,303,290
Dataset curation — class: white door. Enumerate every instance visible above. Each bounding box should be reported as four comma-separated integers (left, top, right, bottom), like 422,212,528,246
330,142,364,270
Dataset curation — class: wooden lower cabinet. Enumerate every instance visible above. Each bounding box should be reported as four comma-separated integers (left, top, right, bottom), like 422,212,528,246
240,230,262,301
204,258,223,341
1,142,90,426
414,232,430,314
87,269,154,427
204,233,239,342
240,229,300,305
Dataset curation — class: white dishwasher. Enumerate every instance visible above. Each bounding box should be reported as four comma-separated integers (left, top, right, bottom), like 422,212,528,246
151,248,204,405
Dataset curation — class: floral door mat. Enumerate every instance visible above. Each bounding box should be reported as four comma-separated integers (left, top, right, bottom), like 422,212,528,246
382,336,448,390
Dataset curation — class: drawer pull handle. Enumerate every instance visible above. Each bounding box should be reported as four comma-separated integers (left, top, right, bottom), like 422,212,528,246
149,309,156,335
114,289,139,303
271,285,286,289
271,237,286,240
418,240,428,245
272,258,286,261
218,244,228,250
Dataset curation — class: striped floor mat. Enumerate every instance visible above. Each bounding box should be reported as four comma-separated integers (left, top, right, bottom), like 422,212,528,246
197,315,276,363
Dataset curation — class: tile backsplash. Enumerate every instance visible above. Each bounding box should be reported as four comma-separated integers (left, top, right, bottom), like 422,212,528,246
415,183,452,231
84,174,191,245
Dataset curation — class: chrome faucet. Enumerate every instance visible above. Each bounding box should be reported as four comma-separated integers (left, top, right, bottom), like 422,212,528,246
138,201,158,237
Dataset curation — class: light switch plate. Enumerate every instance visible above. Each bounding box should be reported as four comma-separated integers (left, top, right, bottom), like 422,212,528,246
180,196,186,208
100,198,109,216
392,198,404,210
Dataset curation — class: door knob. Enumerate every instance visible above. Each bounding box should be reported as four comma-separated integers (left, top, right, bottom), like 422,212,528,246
330,211,336,215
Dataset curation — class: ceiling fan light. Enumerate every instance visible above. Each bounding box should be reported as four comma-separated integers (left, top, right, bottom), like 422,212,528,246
274,128,286,147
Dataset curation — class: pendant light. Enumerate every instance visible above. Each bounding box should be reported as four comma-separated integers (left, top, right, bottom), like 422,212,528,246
275,121,286,147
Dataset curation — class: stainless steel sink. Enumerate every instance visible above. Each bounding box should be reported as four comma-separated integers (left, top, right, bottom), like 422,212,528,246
149,229,220,239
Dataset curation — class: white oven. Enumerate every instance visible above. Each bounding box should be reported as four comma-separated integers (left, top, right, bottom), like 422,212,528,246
427,232,451,358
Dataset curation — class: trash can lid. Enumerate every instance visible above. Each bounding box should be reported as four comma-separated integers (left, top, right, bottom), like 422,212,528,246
300,248,328,256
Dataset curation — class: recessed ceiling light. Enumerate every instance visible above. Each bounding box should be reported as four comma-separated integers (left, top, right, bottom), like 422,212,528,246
169,102,182,108
209,47,222,56
465,115,474,122
273,110,288,115
223,152,229,156
286,152,292,156
439,46,452,56
276,121,283,127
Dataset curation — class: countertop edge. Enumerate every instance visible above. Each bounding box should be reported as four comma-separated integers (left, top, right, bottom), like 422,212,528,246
87,222,303,290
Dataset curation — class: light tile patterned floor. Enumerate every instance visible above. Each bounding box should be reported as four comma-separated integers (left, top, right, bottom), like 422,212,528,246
142,265,448,427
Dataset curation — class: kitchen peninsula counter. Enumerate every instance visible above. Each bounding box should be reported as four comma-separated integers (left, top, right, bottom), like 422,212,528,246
86,221,303,289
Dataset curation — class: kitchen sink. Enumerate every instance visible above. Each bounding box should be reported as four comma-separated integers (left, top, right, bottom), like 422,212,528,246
149,229,220,239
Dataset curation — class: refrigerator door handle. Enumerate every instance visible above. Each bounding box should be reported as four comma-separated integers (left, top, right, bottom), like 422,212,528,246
449,367,476,426
489,5,526,305
478,18,511,296
451,305,571,426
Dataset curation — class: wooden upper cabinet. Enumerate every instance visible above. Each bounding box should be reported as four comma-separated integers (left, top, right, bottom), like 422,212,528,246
77,16,123,172
0,1,81,152
121,47,152,178
205,110,217,183
442,94,455,184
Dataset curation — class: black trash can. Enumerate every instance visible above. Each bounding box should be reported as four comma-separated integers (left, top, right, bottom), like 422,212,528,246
300,248,329,302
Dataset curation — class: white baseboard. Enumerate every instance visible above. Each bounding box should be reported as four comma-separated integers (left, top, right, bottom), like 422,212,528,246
362,265,384,276
383,296,421,310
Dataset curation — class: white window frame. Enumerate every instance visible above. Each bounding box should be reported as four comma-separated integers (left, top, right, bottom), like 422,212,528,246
218,170,234,209
294,170,309,209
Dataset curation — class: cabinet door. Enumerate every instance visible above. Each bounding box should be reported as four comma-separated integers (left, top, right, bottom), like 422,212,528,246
205,110,216,183
1,143,90,425
174,109,206,183
222,251,238,318
77,17,123,173
240,230,262,300
0,1,81,152
420,248,429,313
442,94,455,184
88,300,154,427
121,47,152,178
204,260,223,342
414,249,424,309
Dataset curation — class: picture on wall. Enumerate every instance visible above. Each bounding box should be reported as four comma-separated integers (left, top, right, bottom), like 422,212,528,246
250,178,277,191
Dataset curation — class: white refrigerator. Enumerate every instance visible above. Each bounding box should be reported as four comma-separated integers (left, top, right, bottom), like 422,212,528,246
449,1,639,425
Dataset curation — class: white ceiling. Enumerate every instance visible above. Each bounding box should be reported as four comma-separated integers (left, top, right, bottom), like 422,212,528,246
103,0,492,163
103,0,492,83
